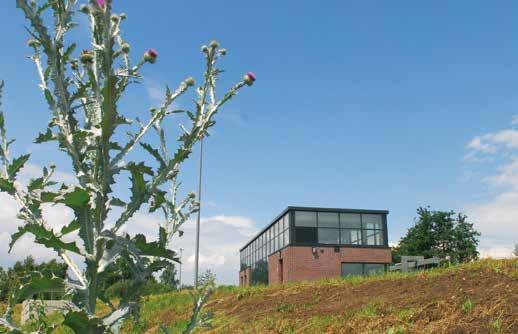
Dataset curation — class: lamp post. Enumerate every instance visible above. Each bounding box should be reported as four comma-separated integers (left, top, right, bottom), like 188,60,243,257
179,247,183,288
194,138,204,287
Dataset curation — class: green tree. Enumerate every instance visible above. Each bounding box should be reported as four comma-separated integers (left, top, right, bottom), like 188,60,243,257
393,207,480,264
0,267,7,302
0,257,68,302
513,244,518,257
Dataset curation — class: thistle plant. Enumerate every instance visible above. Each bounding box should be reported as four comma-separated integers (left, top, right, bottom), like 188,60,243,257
0,0,253,332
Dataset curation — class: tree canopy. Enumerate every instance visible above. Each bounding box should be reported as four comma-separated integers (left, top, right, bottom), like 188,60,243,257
392,207,480,264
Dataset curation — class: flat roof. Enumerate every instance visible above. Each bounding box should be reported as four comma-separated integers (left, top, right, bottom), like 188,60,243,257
239,206,389,251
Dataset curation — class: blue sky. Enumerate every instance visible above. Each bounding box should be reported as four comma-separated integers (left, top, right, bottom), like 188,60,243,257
0,1,518,284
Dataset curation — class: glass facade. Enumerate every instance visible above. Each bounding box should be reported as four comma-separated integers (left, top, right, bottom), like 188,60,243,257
240,213,290,284
293,210,386,247
240,208,388,284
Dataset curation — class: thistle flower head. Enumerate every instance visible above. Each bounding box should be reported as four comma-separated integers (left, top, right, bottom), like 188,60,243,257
184,77,195,87
96,0,106,8
80,50,95,65
27,39,40,49
209,40,220,49
243,72,256,86
144,49,158,64
121,43,131,54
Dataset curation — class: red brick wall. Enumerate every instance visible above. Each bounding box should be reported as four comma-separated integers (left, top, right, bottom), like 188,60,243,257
267,246,391,284
239,267,251,287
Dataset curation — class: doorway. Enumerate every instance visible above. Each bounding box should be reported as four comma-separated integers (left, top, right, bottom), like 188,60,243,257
279,259,284,283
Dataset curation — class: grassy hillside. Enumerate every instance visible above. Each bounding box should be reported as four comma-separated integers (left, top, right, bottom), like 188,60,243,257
2,259,517,333
127,259,518,334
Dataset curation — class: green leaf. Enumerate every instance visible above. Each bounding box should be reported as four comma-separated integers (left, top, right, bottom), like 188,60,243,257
63,43,76,62
172,147,190,165
110,197,126,207
63,311,104,334
0,177,15,194
159,227,167,248
101,75,119,147
40,191,59,203
10,223,81,254
11,271,64,305
34,128,55,143
133,234,178,261
7,154,30,179
140,142,166,169
63,187,90,209
109,142,123,151
126,162,152,205
28,176,45,192
60,220,80,236
149,190,166,213
44,89,55,108
70,83,90,102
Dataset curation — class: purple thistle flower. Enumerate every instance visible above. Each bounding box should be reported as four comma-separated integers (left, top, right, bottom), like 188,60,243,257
243,72,256,86
96,0,106,8
144,49,159,64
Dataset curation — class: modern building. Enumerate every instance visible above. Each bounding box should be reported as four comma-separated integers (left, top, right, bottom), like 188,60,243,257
239,206,391,286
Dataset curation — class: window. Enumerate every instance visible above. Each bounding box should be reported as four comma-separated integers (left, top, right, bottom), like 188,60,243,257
363,229,383,246
340,213,361,228
294,211,317,243
362,214,384,246
295,227,318,243
318,228,340,244
341,263,363,276
362,214,382,229
338,213,385,246
340,228,362,245
340,213,362,246
318,212,339,228
364,264,386,275
341,263,386,276
295,211,317,227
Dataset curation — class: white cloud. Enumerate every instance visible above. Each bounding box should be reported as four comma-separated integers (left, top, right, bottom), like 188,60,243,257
146,81,165,105
466,129,518,157
125,213,259,285
464,118,518,258
483,159,518,189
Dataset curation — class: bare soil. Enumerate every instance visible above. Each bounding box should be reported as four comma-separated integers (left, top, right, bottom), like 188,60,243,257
205,260,518,334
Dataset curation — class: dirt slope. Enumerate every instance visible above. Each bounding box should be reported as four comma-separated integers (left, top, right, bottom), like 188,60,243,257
204,259,517,334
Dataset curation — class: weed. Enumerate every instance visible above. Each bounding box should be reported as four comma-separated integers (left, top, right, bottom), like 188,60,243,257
386,326,406,334
462,298,474,313
277,303,296,314
397,308,416,322
488,318,503,334
358,301,382,318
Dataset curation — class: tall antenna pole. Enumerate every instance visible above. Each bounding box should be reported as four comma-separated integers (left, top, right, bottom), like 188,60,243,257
179,247,183,288
194,138,204,287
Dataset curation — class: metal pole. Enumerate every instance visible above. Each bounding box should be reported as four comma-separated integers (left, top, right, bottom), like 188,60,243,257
179,247,183,288
194,138,204,287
